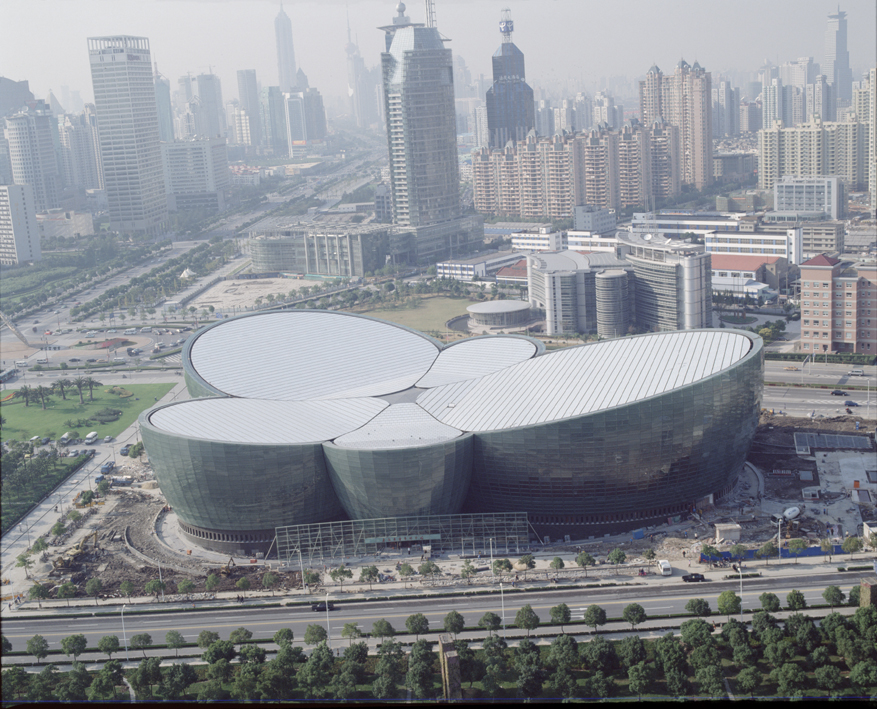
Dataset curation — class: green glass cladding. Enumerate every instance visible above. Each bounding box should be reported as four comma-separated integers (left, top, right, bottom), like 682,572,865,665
323,435,474,520
139,408,345,533
465,336,763,525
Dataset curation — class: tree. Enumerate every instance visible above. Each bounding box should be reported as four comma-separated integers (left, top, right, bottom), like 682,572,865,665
229,626,253,645
342,641,369,684
406,639,437,699
550,602,572,633
584,604,607,632
16,553,33,579
584,669,613,698
788,537,807,563
478,611,502,636
144,579,165,598
67,509,82,523
689,642,721,672
28,664,59,701
618,635,647,669
786,589,807,611
842,535,863,559
627,660,652,699
685,597,712,617
329,565,353,591
772,661,806,698
373,638,404,699
607,547,627,573
61,634,88,661
419,560,441,577
848,660,877,695
51,520,66,536
164,630,185,657
759,592,781,612
202,640,236,664
515,604,540,637
517,553,536,578
756,540,777,564
717,590,742,620
359,565,379,590
28,583,50,608
328,666,358,700
813,665,843,698
85,577,102,605
197,630,220,648
818,536,834,563
177,578,195,595
31,537,48,555
443,610,465,639
680,619,713,649
549,633,579,671
304,624,328,646
696,665,726,698
622,602,647,630
2,665,29,700
735,665,762,698
207,658,232,683
274,627,294,648
642,548,657,567
130,632,153,657
239,644,267,665
581,635,617,673
493,558,513,575
849,584,861,606
205,574,219,593
729,543,747,563
401,613,429,641
549,556,565,572
655,633,686,675
27,634,50,663
575,551,597,576
398,562,415,586
235,576,251,596
371,618,395,641
823,585,845,609
460,559,477,584
1,635,11,656
130,656,163,699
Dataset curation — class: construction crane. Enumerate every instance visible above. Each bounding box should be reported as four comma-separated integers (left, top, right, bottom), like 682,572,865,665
0,310,31,347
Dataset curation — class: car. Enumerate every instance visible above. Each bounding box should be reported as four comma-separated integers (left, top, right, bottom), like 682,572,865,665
40,437,51,445
830,390,846,396
69,357,81,362
682,573,706,582
68,449,80,457
783,366,798,371
844,400,859,407
107,329,117,333
86,358,97,363
103,436,113,443
120,445,131,456
53,310,60,314
311,602,336,612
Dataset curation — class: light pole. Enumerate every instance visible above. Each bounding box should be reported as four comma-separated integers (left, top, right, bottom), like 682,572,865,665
499,582,506,639
158,561,165,601
738,563,743,621
325,591,331,649
489,538,495,576
121,605,130,661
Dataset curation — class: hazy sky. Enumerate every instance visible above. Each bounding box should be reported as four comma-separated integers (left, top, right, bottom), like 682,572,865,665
3,0,876,108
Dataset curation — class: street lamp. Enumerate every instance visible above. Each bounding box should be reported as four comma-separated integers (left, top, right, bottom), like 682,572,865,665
121,605,130,661
738,562,743,622
499,582,506,640
325,591,331,649
489,538,495,576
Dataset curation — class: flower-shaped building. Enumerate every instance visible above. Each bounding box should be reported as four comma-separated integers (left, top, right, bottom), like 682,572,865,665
139,310,763,553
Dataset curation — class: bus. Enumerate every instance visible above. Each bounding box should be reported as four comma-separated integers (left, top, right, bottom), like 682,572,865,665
0,368,17,383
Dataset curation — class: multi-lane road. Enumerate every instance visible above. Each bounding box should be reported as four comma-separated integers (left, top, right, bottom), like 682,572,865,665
761,361,875,418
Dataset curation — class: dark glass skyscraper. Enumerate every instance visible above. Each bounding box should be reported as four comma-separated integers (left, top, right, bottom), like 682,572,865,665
485,10,535,148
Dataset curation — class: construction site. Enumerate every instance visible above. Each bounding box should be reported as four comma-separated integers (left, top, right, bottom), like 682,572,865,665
11,412,877,604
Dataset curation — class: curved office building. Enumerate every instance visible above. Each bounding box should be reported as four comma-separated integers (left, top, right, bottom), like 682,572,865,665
140,310,762,552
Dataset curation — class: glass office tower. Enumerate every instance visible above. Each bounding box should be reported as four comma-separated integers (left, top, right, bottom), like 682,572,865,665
485,9,535,148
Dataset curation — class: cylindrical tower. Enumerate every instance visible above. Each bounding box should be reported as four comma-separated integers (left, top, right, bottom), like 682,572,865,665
595,270,629,338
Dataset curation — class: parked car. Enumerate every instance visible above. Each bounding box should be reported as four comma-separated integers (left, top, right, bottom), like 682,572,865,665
69,357,81,363
844,400,859,407
311,602,336,612
40,437,51,445
682,573,706,582
830,390,846,396
86,358,97,363
68,449,80,457
103,436,113,443
120,445,131,456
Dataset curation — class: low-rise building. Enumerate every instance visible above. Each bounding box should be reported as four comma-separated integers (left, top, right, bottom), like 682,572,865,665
773,175,845,220
511,227,563,252
710,254,793,300
574,205,616,234
704,227,803,265
36,209,95,238
436,250,526,282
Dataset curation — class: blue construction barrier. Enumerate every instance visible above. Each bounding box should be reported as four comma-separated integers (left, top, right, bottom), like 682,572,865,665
700,544,845,563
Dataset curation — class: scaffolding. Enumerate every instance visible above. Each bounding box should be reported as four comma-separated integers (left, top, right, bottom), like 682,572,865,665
276,512,530,566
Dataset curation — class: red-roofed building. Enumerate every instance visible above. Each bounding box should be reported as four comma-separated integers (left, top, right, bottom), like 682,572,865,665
710,254,794,297
799,254,877,354
495,259,528,285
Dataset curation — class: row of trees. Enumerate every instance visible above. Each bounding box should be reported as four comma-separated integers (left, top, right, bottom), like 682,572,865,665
11,376,103,409
5,594,875,701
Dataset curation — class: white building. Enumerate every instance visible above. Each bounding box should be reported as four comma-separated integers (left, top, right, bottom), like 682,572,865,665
0,184,41,264
574,205,616,234
3,102,60,213
704,227,803,265
565,231,620,253
511,228,563,252
773,176,845,220
36,209,95,238
632,211,744,238
436,250,525,281
161,137,229,212
88,36,168,235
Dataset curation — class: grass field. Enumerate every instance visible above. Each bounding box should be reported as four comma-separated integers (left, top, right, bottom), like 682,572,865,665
1,383,174,443
352,296,472,334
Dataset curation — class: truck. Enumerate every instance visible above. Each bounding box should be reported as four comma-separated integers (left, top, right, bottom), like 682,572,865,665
94,474,105,484
84,431,99,445
100,461,115,474
111,475,133,486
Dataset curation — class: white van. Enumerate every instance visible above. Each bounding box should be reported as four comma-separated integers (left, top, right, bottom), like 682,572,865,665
86,330,97,338
140,327,152,333
14,360,29,368
113,357,126,363
124,328,137,335
84,431,99,445
848,368,864,376
658,560,672,576
60,432,73,445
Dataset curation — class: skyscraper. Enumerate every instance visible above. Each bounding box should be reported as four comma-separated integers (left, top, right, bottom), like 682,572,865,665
154,68,174,143
824,8,852,104
58,107,103,191
88,35,167,235
260,86,287,156
346,26,379,129
0,184,41,264
3,100,61,212
379,1,482,260
485,9,534,149
275,3,297,93
195,74,225,138
237,70,262,148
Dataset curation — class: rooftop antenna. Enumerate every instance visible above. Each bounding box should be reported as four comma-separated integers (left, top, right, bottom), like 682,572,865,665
425,0,436,28
500,8,513,43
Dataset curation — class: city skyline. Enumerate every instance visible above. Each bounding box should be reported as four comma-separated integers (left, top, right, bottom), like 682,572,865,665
3,0,875,112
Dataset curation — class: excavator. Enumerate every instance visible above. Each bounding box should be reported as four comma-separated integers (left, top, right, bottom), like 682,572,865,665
219,557,236,577
52,531,99,572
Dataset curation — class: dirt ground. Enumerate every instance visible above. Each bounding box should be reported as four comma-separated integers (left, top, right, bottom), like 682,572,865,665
188,278,314,312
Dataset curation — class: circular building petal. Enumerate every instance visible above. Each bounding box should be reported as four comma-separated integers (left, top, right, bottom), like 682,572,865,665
187,311,440,401
415,335,540,388
332,403,462,449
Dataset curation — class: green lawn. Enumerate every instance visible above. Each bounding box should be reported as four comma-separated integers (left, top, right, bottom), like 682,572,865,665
352,296,472,334
1,383,174,443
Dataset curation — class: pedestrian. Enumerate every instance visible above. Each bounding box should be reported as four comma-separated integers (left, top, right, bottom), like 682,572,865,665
682,550,686,558
688,561,691,567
